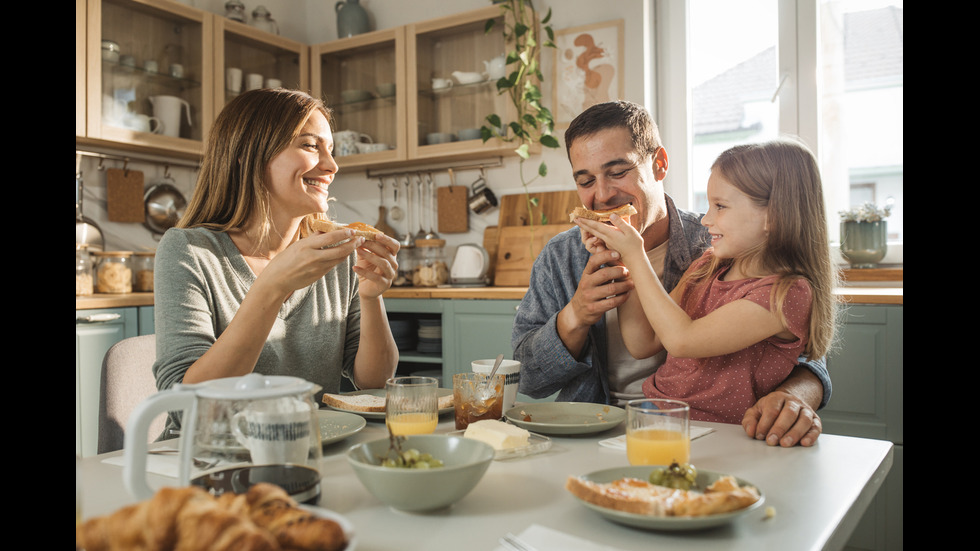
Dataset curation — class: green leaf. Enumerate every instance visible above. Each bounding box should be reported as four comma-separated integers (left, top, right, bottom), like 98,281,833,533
514,22,528,37
484,18,496,34
522,114,539,128
480,126,493,142
538,161,548,177
542,7,552,24
515,143,530,159
540,134,560,149
545,26,555,42
541,213,549,225
529,196,540,207
486,114,502,128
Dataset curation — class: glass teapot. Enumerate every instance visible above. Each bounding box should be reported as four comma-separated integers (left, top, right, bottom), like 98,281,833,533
124,373,323,504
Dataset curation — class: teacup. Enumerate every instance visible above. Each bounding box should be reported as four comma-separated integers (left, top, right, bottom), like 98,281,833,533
431,78,453,91
232,398,312,465
458,128,482,141
123,113,163,134
355,142,390,154
426,132,455,145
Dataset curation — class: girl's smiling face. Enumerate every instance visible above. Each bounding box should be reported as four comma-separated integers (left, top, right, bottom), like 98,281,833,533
701,170,769,261
264,110,338,219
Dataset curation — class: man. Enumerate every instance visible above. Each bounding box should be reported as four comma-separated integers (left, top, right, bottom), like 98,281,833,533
513,101,829,447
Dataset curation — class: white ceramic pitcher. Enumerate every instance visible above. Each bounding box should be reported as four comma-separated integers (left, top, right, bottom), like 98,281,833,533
148,95,192,138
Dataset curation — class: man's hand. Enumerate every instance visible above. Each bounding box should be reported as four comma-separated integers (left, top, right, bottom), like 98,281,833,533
556,249,633,358
742,390,822,447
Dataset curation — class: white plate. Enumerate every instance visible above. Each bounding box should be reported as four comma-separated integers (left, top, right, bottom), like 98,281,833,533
448,430,552,460
504,402,626,435
316,409,366,446
325,388,454,420
569,466,766,531
298,504,358,549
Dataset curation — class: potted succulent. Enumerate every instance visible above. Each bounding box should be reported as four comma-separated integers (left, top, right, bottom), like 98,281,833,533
839,202,891,268
481,0,560,230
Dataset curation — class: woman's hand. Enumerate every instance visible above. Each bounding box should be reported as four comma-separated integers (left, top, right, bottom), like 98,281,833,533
255,229,361,301
353,233,400,299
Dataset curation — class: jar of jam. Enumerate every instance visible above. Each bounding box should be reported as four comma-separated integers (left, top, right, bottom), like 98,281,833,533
76,244,94,296
93,251,134,294
133,251,155,292
412,239,448,287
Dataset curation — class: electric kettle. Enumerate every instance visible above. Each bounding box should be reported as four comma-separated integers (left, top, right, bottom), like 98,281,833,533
123,373,323,504
450,243,490,287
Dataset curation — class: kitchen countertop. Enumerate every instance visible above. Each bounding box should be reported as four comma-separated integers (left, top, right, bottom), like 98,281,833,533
76,267,903,309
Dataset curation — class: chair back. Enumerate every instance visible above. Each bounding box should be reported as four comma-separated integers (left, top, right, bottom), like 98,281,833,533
98,334,164,454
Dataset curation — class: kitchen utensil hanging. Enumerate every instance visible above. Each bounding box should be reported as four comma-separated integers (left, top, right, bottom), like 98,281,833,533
414,173,427,242
373,178,398,238
143,171,187,235
76,159,106,251
423,172,439,240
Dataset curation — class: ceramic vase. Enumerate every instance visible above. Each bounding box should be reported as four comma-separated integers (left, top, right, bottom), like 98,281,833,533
840,221,887,268
336,0,370,38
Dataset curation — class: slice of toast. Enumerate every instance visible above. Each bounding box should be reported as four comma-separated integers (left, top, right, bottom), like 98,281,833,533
565,475,759,517
322,392,453,412
310,217,382,240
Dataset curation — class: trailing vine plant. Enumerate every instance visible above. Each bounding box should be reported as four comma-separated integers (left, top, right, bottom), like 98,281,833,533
482,0,560,228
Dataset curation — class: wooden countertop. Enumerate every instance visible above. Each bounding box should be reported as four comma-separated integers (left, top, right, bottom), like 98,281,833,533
76,266,902,309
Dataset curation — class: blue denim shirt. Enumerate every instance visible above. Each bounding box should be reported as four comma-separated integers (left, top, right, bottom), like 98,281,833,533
512,195,831,407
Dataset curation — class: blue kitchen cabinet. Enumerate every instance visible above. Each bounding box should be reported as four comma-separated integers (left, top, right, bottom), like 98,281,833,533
75,306,154,457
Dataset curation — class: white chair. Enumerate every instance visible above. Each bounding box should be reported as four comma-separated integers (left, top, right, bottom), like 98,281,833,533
97,334,167,454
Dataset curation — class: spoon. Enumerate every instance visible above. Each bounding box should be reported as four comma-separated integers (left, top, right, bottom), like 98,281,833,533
479,353,505,400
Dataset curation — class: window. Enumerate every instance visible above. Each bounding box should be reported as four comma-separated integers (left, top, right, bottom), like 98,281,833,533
655,0,903,259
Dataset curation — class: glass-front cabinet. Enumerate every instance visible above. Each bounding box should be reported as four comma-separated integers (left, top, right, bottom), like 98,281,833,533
84,0,211,157
312,28,408,170
214,17,308,113
407,6,517,162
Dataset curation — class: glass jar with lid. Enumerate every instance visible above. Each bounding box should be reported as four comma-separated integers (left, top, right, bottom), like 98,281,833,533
412,239,448,287
76,244,94,296
133,252,155,292
93,251,134,294
393,245,415,287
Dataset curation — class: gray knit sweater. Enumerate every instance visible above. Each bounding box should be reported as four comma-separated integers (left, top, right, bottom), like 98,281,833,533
151,227,360,432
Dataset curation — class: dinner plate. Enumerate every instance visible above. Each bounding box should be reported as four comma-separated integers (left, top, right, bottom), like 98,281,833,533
325,388,454,420
316,409,366,446
298,504,358,550
447,430,552,460
504,402,626,435
569,466,766,531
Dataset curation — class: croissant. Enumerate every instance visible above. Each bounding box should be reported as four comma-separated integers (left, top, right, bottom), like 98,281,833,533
76,484,347,551
76,486,279,551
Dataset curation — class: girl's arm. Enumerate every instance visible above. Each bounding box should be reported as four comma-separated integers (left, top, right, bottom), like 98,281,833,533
577,216,792,359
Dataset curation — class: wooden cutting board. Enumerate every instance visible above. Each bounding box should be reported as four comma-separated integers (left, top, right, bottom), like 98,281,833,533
437,185,469,233
105,168,145,223
493,224,573,287
497,190,582,227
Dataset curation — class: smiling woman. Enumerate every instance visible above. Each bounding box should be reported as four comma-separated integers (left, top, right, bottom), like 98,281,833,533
152,88,401,435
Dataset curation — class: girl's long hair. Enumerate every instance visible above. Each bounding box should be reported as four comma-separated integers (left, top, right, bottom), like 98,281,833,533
676,138,839,359
178,88,331,246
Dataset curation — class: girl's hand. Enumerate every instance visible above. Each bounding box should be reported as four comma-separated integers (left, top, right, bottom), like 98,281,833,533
575,215,645,264
580,226,607,255
353,233,400,300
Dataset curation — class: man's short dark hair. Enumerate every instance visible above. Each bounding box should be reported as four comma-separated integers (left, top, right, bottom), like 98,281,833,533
564,100,663,160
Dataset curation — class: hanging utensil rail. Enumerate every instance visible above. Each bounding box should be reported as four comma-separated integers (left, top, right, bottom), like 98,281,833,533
365,157,503,179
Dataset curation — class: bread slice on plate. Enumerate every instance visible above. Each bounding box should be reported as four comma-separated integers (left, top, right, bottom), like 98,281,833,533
322,392,454,413
565,475,760,517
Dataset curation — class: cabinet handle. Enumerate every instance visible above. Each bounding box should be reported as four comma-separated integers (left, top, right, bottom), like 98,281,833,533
76,313,122,324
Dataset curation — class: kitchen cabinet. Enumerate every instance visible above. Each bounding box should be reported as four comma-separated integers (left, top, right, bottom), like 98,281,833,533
821,304,903,551
213,16,308,112
75,306,154,457
81,0,213,158
311,5,530,171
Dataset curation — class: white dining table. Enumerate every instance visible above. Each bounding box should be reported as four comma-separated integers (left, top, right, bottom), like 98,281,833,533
78,410,892,551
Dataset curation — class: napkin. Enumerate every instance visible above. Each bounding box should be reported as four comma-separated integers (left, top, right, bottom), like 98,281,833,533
495,524,628,551
102,448,180,478
597,424,714,450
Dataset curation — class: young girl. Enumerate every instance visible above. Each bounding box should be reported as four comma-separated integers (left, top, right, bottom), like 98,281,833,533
576,138,838,423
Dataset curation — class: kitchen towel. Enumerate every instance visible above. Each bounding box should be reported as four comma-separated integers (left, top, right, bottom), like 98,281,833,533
495,524,628,551
597,424,714,450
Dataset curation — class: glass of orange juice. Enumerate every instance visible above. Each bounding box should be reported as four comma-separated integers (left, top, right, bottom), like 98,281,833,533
625,399,690,466
385,376,439,436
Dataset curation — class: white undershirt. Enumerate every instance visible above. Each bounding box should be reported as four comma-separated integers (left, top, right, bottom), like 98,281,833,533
606,240,669,406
